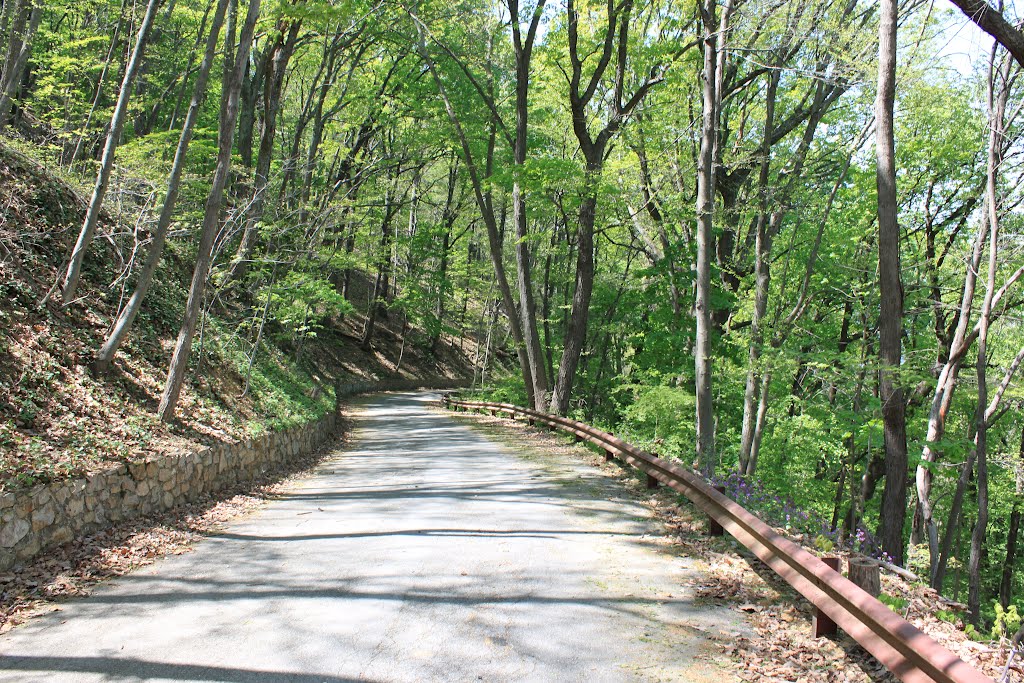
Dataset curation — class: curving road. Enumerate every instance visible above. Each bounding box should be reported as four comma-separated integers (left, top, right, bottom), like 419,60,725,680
0,392,744,682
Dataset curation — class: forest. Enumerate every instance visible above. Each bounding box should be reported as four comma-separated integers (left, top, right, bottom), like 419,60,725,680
1,0,1023,636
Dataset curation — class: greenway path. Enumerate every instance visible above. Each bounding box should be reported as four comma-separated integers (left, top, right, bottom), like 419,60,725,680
0,392,743,682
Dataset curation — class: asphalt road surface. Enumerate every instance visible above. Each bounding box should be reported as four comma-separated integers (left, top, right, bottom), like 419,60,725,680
0,392,744,682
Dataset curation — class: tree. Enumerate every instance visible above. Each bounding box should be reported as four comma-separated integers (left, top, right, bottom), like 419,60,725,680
693,0,733,477
0,0,42,130
875,0,909,566
94,0,231,375
158,0,262,422
59,0,163,304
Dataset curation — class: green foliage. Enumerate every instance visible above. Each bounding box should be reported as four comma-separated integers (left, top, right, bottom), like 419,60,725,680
263,270,354,341
813,535,836,554
619,385,694,460
992,604,1021,641
879,593,909,613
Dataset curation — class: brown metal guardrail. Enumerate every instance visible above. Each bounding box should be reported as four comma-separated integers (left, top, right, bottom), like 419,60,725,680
442,396,993,683
335,378,470,410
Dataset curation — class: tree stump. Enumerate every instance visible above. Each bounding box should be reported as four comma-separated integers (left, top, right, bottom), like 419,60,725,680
849,558,881,597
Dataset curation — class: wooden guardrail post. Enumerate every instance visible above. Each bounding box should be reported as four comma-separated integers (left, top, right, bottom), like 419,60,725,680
707,486,726,536
814,557,841,637
646,472,659,490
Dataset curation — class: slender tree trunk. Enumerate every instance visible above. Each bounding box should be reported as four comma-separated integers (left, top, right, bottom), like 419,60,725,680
1001,495,1021,608
59,0,162,304
94,0,229,374
542,224,559,383
0,0,17,59
68,0,128,167
875,0,909,566
236,56,259,169
224,20,300,286
413,23,536,407
919,214,988,577
694,0,721,477
508,0,549,410
552,0,659,415
934,447,977,593
167,0,215,131
739,70,778,475
0,0,42,130
361,185,398,351
157,0,261,422
432,157,458,352
999,429,1023,608
967,47,1008,625
550,181,596,415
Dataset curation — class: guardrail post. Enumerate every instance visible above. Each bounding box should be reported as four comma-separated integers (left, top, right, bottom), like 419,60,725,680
574,433,583,443
813,557,841,637
646,472,659,490
604,449,615,461
707,486,726,536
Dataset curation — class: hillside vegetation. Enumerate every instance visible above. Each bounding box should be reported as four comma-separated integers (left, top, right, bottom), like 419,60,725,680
0,142,478,491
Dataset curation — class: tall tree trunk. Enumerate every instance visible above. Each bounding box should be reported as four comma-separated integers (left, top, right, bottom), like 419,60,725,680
68,0,129,167
875,0,908,566
508,0,549,409
361,182,400,351
739,69,778,475
999,430,1023,609
224,20,300,286
157,0,261,422
0,0,17,59
919,212,988,579
934,447,977,593
59,0,162,304
693,0,722,477
432,156,459,352
413,22,537,407
550,180,596,415
551,0,663,415
236,56,259,169
967,46,1008,625
0,0,42,130
94,0,229,375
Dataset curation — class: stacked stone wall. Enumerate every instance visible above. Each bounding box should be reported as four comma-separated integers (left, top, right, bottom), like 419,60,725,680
0,378,470,571
0,413,338,570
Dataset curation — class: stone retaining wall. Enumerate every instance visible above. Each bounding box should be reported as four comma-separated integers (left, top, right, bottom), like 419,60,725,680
0,412,339,571
0,377,470,571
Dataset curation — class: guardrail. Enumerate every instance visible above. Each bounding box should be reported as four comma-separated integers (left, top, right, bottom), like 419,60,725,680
335,378,470,409
442,396,992,683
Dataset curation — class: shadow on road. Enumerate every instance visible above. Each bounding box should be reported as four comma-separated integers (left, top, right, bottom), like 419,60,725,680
0,656,379,682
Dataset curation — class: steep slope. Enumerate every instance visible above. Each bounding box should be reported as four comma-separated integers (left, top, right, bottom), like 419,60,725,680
0,142,476,492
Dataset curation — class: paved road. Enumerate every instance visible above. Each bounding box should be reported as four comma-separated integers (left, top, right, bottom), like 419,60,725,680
0,392,743,682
